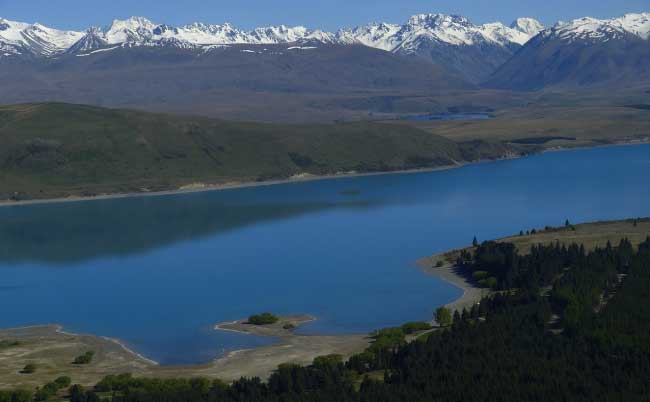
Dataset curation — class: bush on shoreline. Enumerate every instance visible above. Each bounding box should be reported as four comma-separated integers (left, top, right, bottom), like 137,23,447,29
248,313,279,325
73,351,94,365
21,363,36,374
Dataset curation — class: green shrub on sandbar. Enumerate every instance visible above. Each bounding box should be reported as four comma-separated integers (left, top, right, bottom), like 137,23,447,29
248,313,279,325
21,363,36,374
73,351,94,365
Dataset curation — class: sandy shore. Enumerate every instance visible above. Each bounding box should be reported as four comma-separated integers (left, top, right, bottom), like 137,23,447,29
417,253,489,313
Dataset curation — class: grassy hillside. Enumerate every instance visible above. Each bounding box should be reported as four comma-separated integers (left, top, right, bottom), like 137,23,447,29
0,103,511,201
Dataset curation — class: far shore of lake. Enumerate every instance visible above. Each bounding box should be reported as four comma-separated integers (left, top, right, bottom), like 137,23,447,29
1,138,647,209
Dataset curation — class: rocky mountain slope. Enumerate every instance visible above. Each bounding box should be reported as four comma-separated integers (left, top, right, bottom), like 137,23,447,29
486,13,650,89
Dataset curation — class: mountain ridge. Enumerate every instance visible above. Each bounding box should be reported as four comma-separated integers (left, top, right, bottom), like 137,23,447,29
486,12,650,90
0,13,542,57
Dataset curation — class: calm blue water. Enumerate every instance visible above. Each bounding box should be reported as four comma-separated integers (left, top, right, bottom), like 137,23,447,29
0,144,649,365
402,113,493,121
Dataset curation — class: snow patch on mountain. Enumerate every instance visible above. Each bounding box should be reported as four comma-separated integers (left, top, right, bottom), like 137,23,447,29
0,18,83,56
338,14,543,54
510,18,545,37
546,13,650,42
104,16,157,44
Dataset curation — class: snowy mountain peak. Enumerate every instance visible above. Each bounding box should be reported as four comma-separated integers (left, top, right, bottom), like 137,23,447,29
510,18,545,36
407,13,471,28
547,13,650,42
108,16,156,31
617,12,650,39
104,16,157,44
67,26,109,54
0,17,83,56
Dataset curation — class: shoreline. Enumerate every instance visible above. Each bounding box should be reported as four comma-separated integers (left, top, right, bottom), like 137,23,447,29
52,324,160,366
0,162,467,208
416,253,489,313
1,138,647,209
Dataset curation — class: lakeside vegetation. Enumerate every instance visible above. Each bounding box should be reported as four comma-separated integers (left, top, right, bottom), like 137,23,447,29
4,223,649,401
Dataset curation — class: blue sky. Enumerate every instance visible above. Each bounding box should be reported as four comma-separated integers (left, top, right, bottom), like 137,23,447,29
0,0,647,31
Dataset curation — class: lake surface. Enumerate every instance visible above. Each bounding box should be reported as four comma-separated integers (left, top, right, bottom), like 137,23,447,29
1,144,649,365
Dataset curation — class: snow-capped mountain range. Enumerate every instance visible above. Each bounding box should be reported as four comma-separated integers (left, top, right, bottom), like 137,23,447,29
0,13,548,57
1,11,648,86
543,13,650,43
2,12,648,60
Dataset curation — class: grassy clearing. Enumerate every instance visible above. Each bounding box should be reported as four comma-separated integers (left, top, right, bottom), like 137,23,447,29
438,218,650,265
502,218,650,254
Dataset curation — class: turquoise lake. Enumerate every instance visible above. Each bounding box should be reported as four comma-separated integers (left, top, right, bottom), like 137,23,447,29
1,144,649,365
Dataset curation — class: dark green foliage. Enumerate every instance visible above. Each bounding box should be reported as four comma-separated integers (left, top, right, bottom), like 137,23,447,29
471,270,488,280
0,389,32,402
54,376,72,388
248,313,279,325
288,152,314,169
369,328,406,351
34,375,73,400
21,363,36,374
400,322,432,334
435,260,444,268
73,351,95,365
435,307,452,327
477,276,498,289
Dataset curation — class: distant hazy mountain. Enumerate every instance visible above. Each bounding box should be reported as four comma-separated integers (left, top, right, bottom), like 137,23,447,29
0,14,543,82
0,42,472,122
487,13,650,90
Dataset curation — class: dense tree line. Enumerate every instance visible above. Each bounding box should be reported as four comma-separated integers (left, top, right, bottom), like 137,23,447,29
6,237,650,402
